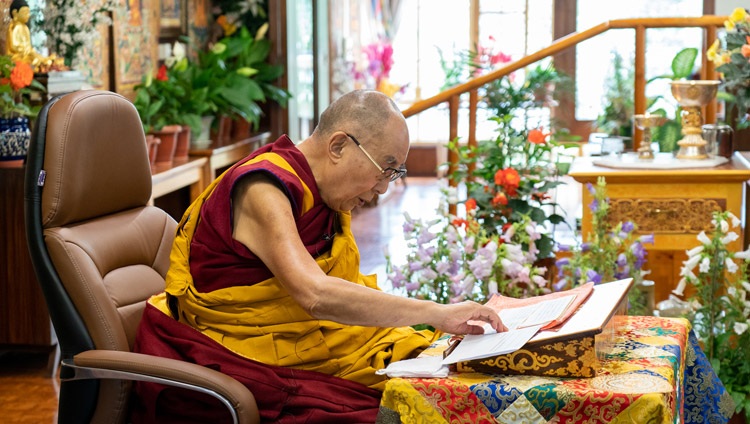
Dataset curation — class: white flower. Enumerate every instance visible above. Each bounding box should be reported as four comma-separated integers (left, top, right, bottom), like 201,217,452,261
673,278,687,296
728,286,737,297
728,212,741,227
734,250,750,260
721,231,739,245
697,231,711,245
683,254,701,272
686,245,704,257
699,257,710,273
720,219,729,233
742,281,750,292
487,279,498,295
680,266,696,279
445,186,458,204
726,258,738,273
734,322,748,335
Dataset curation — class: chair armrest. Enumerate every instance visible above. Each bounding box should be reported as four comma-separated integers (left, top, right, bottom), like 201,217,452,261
71,350,259,424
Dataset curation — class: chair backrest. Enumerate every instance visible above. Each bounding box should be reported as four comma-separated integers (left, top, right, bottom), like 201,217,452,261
25,90,177,423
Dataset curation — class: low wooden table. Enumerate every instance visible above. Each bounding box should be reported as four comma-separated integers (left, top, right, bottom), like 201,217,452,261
569,153,750,304
150,157,208,204
189,131,271,183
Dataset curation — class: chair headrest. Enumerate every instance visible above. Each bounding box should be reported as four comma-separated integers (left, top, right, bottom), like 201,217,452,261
41,90,152,228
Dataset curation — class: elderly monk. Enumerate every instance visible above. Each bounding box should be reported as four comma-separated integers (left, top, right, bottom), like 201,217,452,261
133,90,506,423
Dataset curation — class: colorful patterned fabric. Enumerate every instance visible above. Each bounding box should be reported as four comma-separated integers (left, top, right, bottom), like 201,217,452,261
378,316,734,423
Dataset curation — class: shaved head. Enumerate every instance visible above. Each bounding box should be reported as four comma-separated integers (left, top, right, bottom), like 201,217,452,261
313,90,406,149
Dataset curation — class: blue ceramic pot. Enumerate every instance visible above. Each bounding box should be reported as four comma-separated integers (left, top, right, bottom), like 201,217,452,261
0,116,31,167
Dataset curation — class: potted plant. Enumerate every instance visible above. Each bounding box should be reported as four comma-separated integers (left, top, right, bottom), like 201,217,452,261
199,24,291,139
162,41,211,156
0,55,45,167
132,66,182,167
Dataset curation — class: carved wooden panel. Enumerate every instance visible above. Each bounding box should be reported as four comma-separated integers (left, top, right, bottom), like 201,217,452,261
607,198,725,234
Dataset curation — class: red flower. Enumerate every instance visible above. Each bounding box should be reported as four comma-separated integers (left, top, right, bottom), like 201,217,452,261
532,192,551,201
452,218,468,228
10,61,33,90
156,64,168,81
528,128,548,144
492,191,508,206
494,169,505,186
465,198,477,212
502,168,520,189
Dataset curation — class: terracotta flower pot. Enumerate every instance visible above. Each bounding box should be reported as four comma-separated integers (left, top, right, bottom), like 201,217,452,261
210,115,233,146
231,117,251,141
145,134,160,166
173,125,191,164
151,124,182,167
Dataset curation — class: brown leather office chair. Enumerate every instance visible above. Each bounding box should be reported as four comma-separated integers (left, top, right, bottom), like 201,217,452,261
24,90,259,424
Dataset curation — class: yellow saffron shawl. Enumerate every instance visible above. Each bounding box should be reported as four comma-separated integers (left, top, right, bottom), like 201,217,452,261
148,152,434,390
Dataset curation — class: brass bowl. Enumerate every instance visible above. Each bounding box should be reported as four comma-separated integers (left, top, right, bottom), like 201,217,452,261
669,80,720,107
633,114,668,129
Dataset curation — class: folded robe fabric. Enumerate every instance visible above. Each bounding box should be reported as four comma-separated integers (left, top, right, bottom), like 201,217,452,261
133,136,435,422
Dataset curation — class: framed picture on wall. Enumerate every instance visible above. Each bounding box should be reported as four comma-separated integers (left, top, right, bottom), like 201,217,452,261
160,0,187,38
113,0,160,98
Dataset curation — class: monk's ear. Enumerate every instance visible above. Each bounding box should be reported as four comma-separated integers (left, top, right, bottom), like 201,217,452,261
328,132,348,163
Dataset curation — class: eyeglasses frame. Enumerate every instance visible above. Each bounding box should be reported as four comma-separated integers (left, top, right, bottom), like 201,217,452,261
344,132,407,182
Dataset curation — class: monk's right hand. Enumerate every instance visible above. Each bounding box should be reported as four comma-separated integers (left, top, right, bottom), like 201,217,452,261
429,301,507,335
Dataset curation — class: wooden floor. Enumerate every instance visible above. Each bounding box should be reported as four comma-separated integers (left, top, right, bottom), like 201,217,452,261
0,176,580,422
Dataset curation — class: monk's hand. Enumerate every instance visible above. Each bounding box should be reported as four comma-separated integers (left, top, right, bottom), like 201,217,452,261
431,301,507,335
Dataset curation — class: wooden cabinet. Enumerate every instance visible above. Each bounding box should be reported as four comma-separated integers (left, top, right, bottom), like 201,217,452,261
569,154,750,304
0,166,58,374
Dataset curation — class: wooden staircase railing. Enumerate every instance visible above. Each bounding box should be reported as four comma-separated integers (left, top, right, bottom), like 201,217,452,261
402,16,727,184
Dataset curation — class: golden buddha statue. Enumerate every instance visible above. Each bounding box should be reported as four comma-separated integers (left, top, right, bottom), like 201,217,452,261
6,0,63,72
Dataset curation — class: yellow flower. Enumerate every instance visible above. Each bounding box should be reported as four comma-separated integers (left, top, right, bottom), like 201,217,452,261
730,7,747,23
236,67,258,77
725,19,736,31
211,43,227,54
706,39,720,61
255,23,269,41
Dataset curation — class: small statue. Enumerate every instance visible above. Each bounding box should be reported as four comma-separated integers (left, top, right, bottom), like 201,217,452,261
6,0,64,73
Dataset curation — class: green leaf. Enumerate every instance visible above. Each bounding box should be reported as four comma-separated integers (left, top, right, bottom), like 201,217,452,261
671,48,698,80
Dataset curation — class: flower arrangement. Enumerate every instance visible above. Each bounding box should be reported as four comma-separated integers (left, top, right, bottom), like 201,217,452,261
674,210,750,419
555,177,653,315
438,35,513,91
450,122,571,260
0,55,45,119
707,7,750,128
386,188,551,305
350,39,406,98
40,0,117,68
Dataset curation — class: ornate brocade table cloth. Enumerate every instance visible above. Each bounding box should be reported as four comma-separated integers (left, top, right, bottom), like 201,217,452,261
377,316,734,423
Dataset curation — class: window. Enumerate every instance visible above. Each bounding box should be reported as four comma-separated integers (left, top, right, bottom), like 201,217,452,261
575,0,704,121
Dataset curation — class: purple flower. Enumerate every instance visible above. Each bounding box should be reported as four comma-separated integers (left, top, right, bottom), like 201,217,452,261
580,243,591,252
639,234,655,245
586,182,596,195
555,258,569,277
621,221,634,233
553,279,568,291
389,267,406,288
586,269,602,284
630,242,647,269
589,199,599,212
404,280,420,292
409,262,424,272
616,253,627,267
402,221,415,233
557,243,571,252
